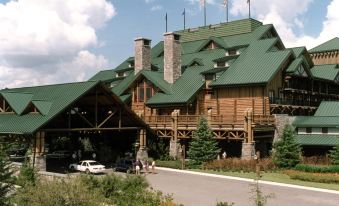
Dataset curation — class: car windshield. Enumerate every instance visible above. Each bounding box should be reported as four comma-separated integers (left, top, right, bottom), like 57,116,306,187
89,162,101,166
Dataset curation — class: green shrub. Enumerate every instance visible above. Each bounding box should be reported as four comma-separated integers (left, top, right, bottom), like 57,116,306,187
284,170,339,184
294,164,339,173
188,116,220,167
273,125,301,168
329,145,339,165
156,160,182,169
16,161,38,187
203,158,276,173
13,176,106,206
216,202,234,206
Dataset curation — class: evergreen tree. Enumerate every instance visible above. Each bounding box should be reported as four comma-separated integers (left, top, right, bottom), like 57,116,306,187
188,116,220,167
273,125,301,168
0,140,14,206
329,145,339,165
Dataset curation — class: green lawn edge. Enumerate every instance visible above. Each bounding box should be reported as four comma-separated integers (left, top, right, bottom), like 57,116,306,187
189,169,339,191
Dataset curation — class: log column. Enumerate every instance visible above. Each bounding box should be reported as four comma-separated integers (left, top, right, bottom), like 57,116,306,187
137,129,148,160
169,110,180,159
242,109,255,159
32,131,46,171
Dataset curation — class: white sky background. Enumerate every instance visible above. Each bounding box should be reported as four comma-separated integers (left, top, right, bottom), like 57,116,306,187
0,0,339,89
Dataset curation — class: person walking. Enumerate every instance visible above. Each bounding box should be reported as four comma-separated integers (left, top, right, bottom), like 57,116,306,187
151,160,156,174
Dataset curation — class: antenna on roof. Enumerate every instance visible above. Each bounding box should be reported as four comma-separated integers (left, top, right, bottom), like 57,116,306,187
247,0,251,19
182,8,186,30
222,0,229,22
165,12,168,32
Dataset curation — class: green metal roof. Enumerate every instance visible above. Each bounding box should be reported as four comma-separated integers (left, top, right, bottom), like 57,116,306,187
177,19,263,42
314,101,339,117
295,134,339,146
112,70,172,96
0,92,33,115
311,64,339,81
290,47,306,57
0,81,100,134
293,116,339,127
146,66,206,106
309,37,339,53
286,57,303,73
211,38,292,87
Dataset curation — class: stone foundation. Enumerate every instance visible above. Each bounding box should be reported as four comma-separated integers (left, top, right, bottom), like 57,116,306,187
32,155,46,171
241,142,255,160
169,140,180,159
274,114,296,142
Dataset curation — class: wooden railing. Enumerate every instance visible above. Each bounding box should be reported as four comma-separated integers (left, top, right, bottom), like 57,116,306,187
142,114,275,129
252,115,275,125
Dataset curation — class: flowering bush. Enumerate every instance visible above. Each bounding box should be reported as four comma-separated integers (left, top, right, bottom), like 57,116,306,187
203,158,276,172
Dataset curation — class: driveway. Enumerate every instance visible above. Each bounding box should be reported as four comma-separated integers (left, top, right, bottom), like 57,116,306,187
146,168,339,206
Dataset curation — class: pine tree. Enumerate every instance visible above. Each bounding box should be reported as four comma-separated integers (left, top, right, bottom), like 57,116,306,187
188,116,220,167
273,125,301,168
329,145,339,165
0,140,14,206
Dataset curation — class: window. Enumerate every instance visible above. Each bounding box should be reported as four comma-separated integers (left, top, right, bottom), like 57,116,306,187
138,87,144,102
216,61,225,67
269,90,275,102
228,49,237,56
322,127,328,134
117,72,124,77
297,65,307,77
204,41,219,50
146,88,152,100
135,80,155,102
306,128,312,134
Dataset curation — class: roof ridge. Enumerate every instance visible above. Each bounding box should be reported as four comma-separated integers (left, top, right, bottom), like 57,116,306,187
2,80,98,91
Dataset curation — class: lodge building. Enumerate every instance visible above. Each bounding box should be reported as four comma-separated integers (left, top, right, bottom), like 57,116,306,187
1,18,339,170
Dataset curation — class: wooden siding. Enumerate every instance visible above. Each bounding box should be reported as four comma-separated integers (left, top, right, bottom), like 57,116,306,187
311,52,339,65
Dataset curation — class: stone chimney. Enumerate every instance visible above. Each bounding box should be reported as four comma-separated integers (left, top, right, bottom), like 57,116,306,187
134,37,151,74
164,32,181,84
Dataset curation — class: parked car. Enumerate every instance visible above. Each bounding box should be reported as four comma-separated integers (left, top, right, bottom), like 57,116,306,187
46,150,71,159
114,159,135,174
69,160,105,174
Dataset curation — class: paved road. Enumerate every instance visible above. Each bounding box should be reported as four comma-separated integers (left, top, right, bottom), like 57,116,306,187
145,169,339,206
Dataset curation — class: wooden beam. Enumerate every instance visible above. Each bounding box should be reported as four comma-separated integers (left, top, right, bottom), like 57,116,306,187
73,109,94,128
41,127,141,132
97,109,117,128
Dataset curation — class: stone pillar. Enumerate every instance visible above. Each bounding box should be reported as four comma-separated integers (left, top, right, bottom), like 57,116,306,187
274,114,296,142
137,129,148,160
169,110,180,158
32,131,46,171
164,32,181,84
241,142,255,160
134,37,151,74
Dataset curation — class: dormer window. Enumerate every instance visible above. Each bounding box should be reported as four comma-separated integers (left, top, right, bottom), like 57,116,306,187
216,62,226,68
204,41,220,50
297,65,307,77
117,72,125,77
129,62,134,68
226,49,237,56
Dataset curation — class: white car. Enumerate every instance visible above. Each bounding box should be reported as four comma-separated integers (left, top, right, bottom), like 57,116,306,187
69,160,105,174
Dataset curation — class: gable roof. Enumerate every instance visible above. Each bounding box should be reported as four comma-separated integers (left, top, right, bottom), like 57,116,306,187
112,70,172,96
309,37,339,53
0,92,33,115
211,38,292,87
0,81,100,134
146,66,206,106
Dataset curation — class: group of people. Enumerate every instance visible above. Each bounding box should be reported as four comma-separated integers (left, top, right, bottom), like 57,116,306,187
135,159,155,175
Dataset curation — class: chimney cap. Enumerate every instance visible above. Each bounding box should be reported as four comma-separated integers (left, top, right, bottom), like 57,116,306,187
164,32,180,37
134,37,152,41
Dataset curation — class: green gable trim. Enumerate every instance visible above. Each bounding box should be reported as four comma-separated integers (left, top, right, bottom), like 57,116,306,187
295,134,339,146
0,92,33,115
309,37,339,53
314,101,339,117
196,36,227,52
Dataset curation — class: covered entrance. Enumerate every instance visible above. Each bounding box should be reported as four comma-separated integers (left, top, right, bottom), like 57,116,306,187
0,81,149,172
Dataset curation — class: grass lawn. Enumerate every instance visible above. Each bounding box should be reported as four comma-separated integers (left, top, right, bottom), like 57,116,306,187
190,169,339,191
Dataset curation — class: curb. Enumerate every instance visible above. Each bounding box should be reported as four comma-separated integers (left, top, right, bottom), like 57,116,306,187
156,167,339,195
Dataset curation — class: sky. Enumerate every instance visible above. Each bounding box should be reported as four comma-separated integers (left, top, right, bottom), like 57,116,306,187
0,0,338,89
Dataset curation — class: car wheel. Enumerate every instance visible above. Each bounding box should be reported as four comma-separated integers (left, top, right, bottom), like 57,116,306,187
85,169,90,174
126,169,132,174
70,166,75,171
